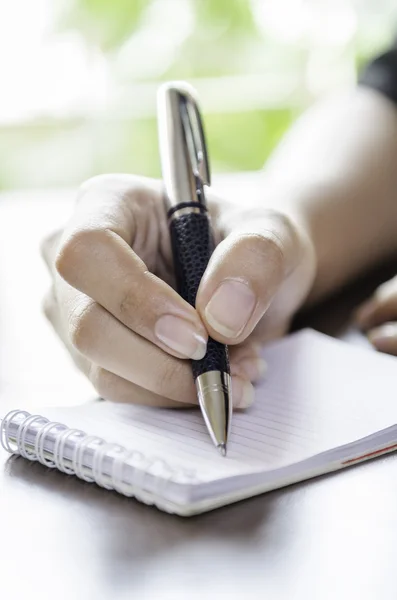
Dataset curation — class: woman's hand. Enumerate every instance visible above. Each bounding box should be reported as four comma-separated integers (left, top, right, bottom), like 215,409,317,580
41,174,316,408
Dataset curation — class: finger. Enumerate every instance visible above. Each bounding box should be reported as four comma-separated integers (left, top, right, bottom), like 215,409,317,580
229,343,267,383
89,365,191,408
196,207,307,344
62,290,254,408
367,322,397,355
230,357,267,383
55,175,208,361
88,365,253,409
229,342,262,361
356,276,397,329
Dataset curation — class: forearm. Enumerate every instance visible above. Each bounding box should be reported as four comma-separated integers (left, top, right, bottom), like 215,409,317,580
260,86,397,303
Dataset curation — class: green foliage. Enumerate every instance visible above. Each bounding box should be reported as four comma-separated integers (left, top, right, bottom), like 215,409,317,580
62,0,149,50
194,0,259,39
205,109,296,172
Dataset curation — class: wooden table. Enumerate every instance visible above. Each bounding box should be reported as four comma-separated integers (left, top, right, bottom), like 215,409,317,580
1,177,397,600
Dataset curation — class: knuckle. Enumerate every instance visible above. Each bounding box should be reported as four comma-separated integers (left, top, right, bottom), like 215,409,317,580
118,283,144,322
68,299,98,354
234,230,285,270
55,228,106,284
231,209,301,272
55,230,85,282
78,174,119,197
153,357,193,400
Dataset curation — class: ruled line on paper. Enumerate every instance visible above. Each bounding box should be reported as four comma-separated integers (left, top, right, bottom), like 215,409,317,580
125,410,311,452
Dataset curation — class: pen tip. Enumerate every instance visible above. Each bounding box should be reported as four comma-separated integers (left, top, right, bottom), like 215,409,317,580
218,443,227,457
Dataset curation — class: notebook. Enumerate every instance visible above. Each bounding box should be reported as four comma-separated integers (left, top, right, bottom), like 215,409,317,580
2,328,397,517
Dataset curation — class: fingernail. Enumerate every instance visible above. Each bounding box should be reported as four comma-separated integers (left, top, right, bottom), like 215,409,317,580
155,315,207,359
205,279,256,338
232,377,255,409
355,301,376,326
233,358,267,382
368,323,397,350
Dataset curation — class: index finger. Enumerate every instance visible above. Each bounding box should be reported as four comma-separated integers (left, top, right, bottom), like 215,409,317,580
55,175,208,361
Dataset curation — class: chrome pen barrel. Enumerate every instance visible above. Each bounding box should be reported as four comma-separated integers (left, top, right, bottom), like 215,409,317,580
157,81,210,209
196,371,232,452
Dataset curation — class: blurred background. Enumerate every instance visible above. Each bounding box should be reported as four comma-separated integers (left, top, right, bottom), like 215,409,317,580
1,0,397,190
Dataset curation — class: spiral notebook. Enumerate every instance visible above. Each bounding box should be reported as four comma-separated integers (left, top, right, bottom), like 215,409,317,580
2,329,397,516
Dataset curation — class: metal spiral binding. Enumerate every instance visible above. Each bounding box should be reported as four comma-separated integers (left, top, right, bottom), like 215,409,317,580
0,410,200,506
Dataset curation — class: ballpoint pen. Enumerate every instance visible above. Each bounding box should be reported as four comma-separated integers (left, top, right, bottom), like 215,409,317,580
157,81,232,456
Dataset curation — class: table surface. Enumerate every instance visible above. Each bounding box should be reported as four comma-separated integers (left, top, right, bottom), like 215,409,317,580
1,176,397,600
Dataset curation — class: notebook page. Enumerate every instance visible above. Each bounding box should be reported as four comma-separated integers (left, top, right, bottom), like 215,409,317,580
38,329,397,483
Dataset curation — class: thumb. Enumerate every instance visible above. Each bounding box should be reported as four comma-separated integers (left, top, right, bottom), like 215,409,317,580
196,209,308,344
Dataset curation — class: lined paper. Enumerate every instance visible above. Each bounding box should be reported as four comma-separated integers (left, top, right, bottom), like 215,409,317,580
41,329,397,483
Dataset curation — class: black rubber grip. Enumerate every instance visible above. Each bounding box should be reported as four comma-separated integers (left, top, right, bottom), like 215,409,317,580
170,211,230,379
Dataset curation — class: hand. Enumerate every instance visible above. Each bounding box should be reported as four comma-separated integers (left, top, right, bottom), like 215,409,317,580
356,275,397,354
41,174,316,408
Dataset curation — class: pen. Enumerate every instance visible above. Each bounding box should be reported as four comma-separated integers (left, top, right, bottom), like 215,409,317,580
157,81,232,456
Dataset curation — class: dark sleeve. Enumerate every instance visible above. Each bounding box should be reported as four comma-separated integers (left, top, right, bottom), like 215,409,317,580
359,39,397,106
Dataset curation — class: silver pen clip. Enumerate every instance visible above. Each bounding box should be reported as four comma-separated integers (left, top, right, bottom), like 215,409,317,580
157,82,210,209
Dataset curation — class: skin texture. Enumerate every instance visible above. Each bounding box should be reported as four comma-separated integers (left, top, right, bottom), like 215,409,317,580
42,86,397,407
